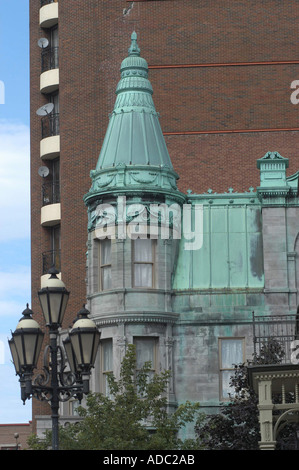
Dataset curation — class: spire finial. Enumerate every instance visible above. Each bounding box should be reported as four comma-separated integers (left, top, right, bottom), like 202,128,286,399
128,31,140,56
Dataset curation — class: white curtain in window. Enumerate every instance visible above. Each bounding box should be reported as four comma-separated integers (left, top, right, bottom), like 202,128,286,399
221,339,243,398
134,239,153,287
134,238,152,262
221,339,243,368
101,239,111,290
103,340,113,372
101,238,111,264
134,264,152,288
222,370,233,398
101,267,111,290
102,340,113,397
135,338,155,369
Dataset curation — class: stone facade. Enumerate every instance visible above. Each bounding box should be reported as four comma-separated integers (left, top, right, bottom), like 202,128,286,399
29,0,299,434
83,36,299,426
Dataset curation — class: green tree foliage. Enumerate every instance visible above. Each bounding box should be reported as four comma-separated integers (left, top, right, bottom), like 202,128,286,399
196,338,285,450
28,344,202,450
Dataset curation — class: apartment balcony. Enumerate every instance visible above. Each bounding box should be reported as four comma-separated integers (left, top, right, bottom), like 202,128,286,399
40,135,60,160
40,113,59,159
42,181,60,206
40,46,59,93
40,1,58,29
41,113,59,139
42,249,61,275
41,46,59,73
252,313,298,365
41,202,61,226
41,249,61,287
248,312,299,449
40,69,59,94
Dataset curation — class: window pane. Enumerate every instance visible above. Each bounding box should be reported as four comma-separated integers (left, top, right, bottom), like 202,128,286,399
134,264,152,287
70,400,79,416
100,239,111,290
51,92,59,113
221,370,233,398
221,339,243,368
101,266,111,290
51,26,59,47
52,225,60,251
135,338,156,369
101,238,111,265
134,238,152,262
102,340,113,397
103,340,113,372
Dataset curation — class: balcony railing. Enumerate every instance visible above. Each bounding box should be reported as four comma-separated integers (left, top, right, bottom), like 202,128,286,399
42,182,60,206
42,249,61,275
252,312,299,365
41,113,59,138
41,47,59,73
40,0,58,6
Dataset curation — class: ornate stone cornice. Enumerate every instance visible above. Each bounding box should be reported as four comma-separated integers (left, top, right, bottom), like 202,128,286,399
92,312,179,327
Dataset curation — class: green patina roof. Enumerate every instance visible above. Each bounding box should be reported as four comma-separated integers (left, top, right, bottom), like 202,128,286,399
84,32,183,204
97,31,172,169
172,194,264,292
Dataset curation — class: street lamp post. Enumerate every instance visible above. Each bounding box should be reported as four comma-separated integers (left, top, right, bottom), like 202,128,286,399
8,268,100,450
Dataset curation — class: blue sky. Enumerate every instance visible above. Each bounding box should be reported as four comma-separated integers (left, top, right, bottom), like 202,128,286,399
0,0,31,423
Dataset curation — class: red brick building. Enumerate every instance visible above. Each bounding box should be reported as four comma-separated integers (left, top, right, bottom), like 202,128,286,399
29,0,299,433
0,422,32,450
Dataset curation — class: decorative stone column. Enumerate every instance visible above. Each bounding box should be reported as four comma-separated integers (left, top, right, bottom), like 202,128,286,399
248,364,299,450
257,378,276,450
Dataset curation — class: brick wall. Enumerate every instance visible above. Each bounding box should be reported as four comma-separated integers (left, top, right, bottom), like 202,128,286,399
29,0,299,425
0,422,32,450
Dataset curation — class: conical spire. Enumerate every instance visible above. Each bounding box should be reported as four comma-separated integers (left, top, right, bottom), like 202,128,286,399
84,32,184,205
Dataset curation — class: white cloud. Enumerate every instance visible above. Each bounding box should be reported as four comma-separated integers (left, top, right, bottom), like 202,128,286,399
0,265,31,325
0,265,30,298
0,364,32,423
0,120,30,242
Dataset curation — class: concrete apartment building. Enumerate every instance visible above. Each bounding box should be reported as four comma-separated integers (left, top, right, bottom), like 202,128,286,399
29,0,299,440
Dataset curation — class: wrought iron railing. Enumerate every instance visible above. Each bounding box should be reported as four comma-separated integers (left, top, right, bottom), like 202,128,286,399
42,250,61,275
42,182,60,206
41,113,59,138
252,312,299,365
41,46,59,73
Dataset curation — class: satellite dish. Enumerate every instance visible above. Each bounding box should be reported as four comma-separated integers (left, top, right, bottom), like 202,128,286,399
38,166,50,178
36,103,54,116
38,38,49,49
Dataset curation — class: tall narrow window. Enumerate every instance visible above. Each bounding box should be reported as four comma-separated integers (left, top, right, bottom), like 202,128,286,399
219,338,244,400
69,399,79,416
51,158,60,204
42,158,60,206
100,339,113,396
50,92,59,136
42,224,60,274
50,25,59,69
51,224,61,269
99,238,111,290
42,92,59,138
50,91,59,114
134,337,158,381
133,238,154,288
